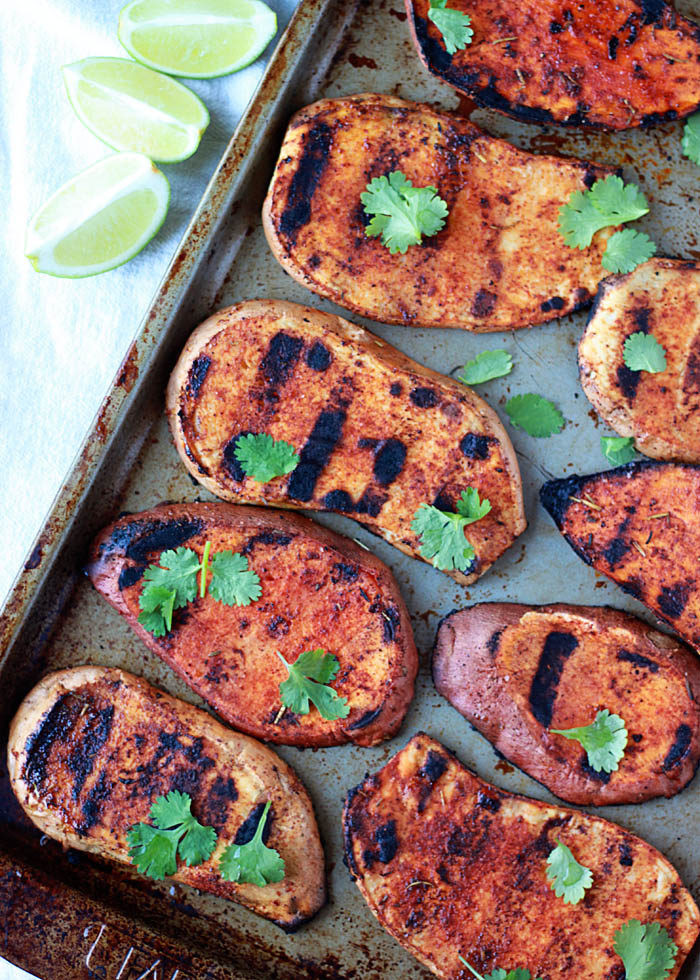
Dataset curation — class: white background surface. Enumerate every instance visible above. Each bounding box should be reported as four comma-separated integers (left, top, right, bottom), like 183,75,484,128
0,0,297,976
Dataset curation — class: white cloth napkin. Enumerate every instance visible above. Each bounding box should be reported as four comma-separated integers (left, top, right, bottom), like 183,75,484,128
0,1,298,976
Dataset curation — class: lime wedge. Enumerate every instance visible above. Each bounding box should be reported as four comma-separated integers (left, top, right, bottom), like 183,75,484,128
25,152,170,278
62,57,209,162
118,0,278,78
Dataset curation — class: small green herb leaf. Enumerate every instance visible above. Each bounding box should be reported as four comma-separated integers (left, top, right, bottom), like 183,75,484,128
137,547,201,635
411,488,491,573
219,801,285,886
546,839,593,905
428,0,473,54
613,920,678,980
601,436,636,466
208,550,262,606
458,956,542,980
623,332,667,373
138,584,177,637
602,229,657,274
361,171,448,254
551,709,628,773
682,113,700,165
505,394,564,438
558,176,649,250
458,349,513,385
278,649,349,720
234,433,299,483
127,790,217,879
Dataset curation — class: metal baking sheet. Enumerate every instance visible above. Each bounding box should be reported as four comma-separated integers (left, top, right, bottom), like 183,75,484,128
2,0,699,976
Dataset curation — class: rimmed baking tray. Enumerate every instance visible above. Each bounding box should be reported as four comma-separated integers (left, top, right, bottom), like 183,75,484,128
2,0,699,976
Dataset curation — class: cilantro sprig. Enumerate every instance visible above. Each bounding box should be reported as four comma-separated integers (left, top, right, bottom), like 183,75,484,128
126,791,217,880
613,920,678,980
219,801,285,886
277,649,350,720
428,0,473,54
623,332,667,373
682,113,700,165
551,709,628,773
361,171,449,254
505,394,564,438
411,488,491,573
601,435,636,466
558,175,655,275
546,839,593,905
137,542,261,637
459,350,513,385
458,956,543,980
234,433,299,483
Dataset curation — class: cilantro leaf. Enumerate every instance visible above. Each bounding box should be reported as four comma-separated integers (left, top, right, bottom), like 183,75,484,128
278,649,350,720
602,229,656,274
411,488,490,573
551,709,628,773
558,176,649,250
682,113,700,165
208,550,262,606
505,394,564,438
601,435,636,466
219,801,285,886
546,839,593,905
458,957,542,980
428,0,473,54
137,547,201,635
361,171,448,254
623,332,667,373
126,791,217,879
613,920,678,980
233,433,299,483
458,350,513,385
137,585,177,637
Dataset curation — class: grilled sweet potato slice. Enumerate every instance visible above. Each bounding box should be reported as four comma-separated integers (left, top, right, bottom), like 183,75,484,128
433,603,700,805
580,259,700,462
343,732,700,979
87,502,417,748
262,94,615,331
8,667,325,930
406,0,700,130
541,461,700,649
167,300,526,585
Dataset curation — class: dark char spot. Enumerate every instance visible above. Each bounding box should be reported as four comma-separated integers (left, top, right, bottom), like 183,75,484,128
641,0,664,24
355,489,387,518
373,439,407,485
550,20,564,32
460,433,491,460
118,564,145,589
375,821,398,863
260,332,304,388
657,584,690,620
347,706,383,731
235,802,271,845
419,750,448,784
663,725,692,771
581,757,611,783
540,296,565,313
619,842,634,867
331,562,359,583
202,776,238,831
267,615,290,637
529,631,579,727
487,629,502,656
24,694,81,789
186,355,211,398
323,489,354,512
288,408,346,502
279,122,333,245
617,649,659,673
410,387,438,408
105,518,204,562
222,430,254,482
471,289,497,319
608,36,619,59
617,364,642,402
603,519,631,567
390,382,402,396
477,791,501,812
242,531,292,555
79,770,112,833
633,307,652,333
306,341,331,371
382,606,400,643
67,705,114,799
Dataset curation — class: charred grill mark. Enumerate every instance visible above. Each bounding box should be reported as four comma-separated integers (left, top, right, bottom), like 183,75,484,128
330,562,359,583
641,0,665,25
363,820,398,866
241,531,293,555
409,387,438,408
118,565,145,590
260,332,304,390
79,770,112,833
381,605,400,643
617,363,643,402
529,631,579,727
417,750,448,813
477,790,502,812
432,489,454,512
279,122,333,246
222,430,254,482
23,694,81,789
633,307,652,333
657,584,690,619
68,705,114,800
126,731,215,800
471,290,497,319
540,296,566,313
287,407,347,502
608,36,619,59
186,355,211,398
235,802,272,845
124,520,204,563
619,842,634,866
348,706,383,731
663,724,692,771
603,517,631,567
683,335,700,398
305,341,331,372
323,489,354,512
487,629,503,657
460,433,492,460
200,776,238,832
581,757,612,783
617,649,660,673
373,439,407,485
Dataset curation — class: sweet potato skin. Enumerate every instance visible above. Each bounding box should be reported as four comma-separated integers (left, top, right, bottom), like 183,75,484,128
262,94,615,331
166,300,526,585
540,461,700,649
580,259,700,463
433,602,700,805
87,502,418,748
406,0,700,131
7,667,326,930
343,732,700,980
